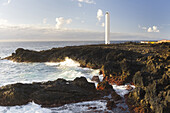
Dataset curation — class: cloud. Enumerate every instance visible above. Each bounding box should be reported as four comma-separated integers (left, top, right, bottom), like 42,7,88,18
138,25,147,30
147,26,160,33
97,9,103,21
147,27,152,32
96,9,105,28
0,19,8,25
43,18,47,24
7,0,11,4
78,3,82,7
66,19,72,24
101,22,105,27
0,20,162,42
0,24,105,41
3,0,11,5
56,17,65,29
76,0,96,4
0,23,162,42
142,27,147,30
138,25,159,32
73,0,95,7
56,17,72,29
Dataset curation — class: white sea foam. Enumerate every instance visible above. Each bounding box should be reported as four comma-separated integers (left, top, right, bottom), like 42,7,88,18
45,57,80,67
0,59,15,64
0,57,134,113
0,58,101,87
113,85,135,97
59,57,80,67
0,101,112,113
0,102,52,113
45,62,60,66
51,100,108,113
45,57,102,81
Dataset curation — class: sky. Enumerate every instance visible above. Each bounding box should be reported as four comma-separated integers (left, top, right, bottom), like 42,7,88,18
0,0,170,41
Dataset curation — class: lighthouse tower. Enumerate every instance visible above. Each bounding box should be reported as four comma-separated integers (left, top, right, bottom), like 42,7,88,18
105,12,110,44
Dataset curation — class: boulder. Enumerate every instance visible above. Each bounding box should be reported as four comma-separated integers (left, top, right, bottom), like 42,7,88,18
106,100,117,110
111,91,122,101
91,76,100,83
97,81,113,91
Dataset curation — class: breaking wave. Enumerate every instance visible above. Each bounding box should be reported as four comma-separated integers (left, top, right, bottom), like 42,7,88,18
0,58,134,113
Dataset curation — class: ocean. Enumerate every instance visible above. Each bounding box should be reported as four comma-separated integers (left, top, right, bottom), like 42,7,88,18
0,41,134,113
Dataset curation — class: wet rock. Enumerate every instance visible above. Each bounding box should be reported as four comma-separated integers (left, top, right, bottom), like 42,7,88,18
0,77,102,107
126,85,133,91
0,83,40,106
133,106,150,113
96,81,113,91
133,71,144,87
88,106,97,110
71,76,95,90
91,76,100,83
6,48,47,62
132,87,145,100
106,100,117,110
118,106,126,111
111,91,122,101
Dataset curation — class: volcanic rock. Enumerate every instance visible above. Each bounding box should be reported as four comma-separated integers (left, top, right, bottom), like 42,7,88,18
5,42,170,112
106,100,117,110
0,77,102,107
97,81,113,91
91,76,100,83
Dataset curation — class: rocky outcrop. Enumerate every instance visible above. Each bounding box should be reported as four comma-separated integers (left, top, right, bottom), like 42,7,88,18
5,42,170,112
5,43,145,85
0,77,104,107
126,53,170,113
91,76,100,83
97,81,113,91
106,100,117,110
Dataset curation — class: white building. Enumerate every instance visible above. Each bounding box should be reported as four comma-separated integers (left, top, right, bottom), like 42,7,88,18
105,12,110,44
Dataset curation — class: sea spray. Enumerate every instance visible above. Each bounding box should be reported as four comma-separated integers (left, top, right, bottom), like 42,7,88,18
0,58,101,87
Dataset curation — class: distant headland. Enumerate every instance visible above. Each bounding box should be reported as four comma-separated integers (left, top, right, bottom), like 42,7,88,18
141,39,170,44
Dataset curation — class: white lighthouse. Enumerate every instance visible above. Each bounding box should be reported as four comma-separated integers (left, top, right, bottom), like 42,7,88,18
105,12,110,44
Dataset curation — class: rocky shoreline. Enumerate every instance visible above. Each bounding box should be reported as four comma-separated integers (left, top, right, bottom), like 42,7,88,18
2,42,170,113
0,77,112,107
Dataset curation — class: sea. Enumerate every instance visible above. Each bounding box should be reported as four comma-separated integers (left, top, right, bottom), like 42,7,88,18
0,41,135,113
